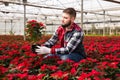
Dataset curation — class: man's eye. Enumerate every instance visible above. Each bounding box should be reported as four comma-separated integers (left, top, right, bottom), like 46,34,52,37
64,17,67,19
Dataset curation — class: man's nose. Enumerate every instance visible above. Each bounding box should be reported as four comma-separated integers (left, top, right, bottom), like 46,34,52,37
62,19,64,23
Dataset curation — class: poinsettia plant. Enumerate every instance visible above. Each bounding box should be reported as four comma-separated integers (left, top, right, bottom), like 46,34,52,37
25,20,46,42
0,36,120,80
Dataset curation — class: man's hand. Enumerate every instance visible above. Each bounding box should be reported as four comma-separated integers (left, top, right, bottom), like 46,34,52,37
35,46,51,54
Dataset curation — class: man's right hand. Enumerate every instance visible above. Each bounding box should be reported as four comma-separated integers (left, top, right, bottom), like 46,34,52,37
35,46,51,54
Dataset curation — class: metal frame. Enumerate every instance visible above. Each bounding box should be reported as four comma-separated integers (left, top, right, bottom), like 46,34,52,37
103,0,120,4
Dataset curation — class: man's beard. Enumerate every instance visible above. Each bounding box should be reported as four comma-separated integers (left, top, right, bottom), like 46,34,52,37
62,21,71,28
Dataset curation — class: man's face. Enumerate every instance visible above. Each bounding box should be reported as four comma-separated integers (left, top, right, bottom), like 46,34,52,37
61,13,73,28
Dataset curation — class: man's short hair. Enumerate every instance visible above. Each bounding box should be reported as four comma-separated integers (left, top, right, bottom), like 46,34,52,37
63,8,76,18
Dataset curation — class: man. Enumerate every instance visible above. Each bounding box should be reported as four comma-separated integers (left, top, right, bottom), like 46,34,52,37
35,8,86,62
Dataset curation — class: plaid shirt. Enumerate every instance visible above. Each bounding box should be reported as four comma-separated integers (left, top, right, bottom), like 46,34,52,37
44,23,86,57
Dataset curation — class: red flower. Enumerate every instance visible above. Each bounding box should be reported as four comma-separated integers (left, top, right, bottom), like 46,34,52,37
70,67,76,75
93,77,101,80
78,72,88,80
10,43,19,49
27,20,37,23
48,65,57,71
57,60,64,64
31,23,36,28
0,55,9,60
21,44,31,51
39,22,44,26
0,65,8,74
73,62,79,68
116,74,120,77
108,62,119,68
26,20,46,42
28,75,37,80
16,73,28,79
37,74,45,79
51,70,68,79
63,75,69,80
89,69,100,77
40,64,47,71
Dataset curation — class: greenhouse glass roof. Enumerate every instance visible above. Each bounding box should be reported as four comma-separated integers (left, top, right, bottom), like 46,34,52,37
0,0,120,22
0,0,120,35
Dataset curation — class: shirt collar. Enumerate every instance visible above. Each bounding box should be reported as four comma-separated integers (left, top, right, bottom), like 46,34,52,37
65,23,74,32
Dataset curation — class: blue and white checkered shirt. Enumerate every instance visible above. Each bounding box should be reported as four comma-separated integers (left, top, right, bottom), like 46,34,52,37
44,23,86,58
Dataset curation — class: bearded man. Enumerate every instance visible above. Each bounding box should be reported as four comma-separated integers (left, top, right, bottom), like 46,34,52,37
35,8,86,62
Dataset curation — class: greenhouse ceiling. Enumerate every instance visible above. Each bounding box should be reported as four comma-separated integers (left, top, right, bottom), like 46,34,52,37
0,0,120,25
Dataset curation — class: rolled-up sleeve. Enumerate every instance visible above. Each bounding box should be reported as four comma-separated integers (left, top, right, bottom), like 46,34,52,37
43,32,58,48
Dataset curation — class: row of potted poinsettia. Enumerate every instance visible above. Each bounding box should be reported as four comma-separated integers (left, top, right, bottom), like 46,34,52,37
0,35,120,80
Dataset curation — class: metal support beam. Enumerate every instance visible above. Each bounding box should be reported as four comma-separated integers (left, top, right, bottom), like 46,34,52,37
23,0,27,41
103,10,105,36
103,0,120,4
23,4,26,40
81,0,83,29
86,7,120,12
0,0,120,18
0,0,64,10
5,20,6,35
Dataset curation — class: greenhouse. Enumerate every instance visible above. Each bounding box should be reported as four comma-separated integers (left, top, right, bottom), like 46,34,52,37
0,0,120,35
0,0,120,80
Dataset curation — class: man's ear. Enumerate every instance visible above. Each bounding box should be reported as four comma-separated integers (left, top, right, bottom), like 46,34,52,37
71,17,75,22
